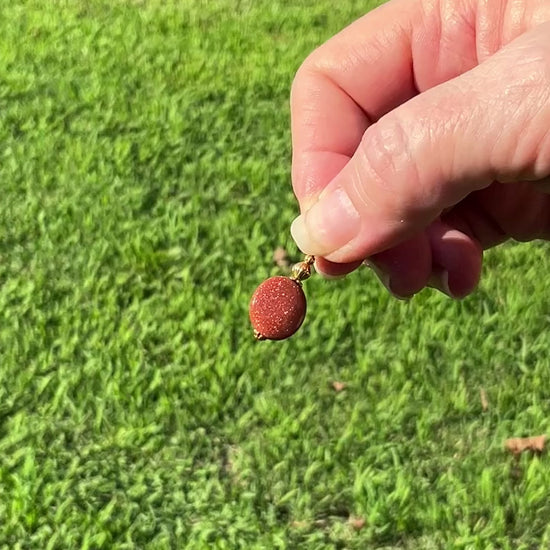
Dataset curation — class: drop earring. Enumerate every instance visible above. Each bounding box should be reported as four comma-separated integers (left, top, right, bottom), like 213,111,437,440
249,254,315,341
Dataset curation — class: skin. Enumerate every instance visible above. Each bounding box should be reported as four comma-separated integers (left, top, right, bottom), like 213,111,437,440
289,0,550,298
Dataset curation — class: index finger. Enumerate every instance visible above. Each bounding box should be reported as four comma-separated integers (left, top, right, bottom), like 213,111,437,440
290,0,477,207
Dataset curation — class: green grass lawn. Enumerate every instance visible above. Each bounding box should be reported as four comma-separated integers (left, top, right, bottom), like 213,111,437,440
1,0,550,548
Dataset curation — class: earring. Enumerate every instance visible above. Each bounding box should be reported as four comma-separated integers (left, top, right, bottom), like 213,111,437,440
249,254,315,341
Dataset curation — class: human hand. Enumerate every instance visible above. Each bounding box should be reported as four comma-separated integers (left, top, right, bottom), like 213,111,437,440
290,0,550,298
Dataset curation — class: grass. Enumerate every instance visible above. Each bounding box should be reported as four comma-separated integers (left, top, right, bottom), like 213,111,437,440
0,0,549,548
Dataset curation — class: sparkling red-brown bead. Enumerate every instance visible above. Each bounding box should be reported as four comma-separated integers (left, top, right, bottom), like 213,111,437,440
249,276,307,341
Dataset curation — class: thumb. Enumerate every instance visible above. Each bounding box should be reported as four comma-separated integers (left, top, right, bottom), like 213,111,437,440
291,23,550,263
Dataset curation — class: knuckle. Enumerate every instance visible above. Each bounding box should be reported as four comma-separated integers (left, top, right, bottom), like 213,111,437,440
487,41,550,180
353,114,425,218
290,55,313,103
290,47,325,98
290,54,326,120
290,63,307,105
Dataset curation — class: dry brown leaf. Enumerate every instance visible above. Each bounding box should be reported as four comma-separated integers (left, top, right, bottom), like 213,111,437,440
273,246,290,268
505,435,546,455
313,519,328,527
290,520,309,529
348,516,366,530
332,381,347,392
480,388,489,411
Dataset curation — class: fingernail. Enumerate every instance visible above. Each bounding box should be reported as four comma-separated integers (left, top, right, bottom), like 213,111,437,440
365,260,411,301
291,186,361,257
428,269,455,298
290,215,323,255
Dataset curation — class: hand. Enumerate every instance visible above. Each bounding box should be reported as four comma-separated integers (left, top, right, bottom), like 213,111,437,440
290,0,550,298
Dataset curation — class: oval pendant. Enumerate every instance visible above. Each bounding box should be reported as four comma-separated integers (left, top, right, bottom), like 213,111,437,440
249,255,314,341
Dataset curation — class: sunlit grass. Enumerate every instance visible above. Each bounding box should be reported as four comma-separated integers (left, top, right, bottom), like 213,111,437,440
0,1,549,547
